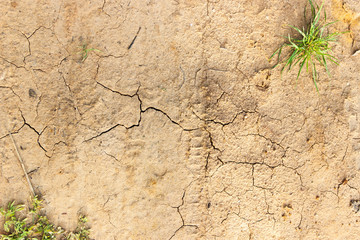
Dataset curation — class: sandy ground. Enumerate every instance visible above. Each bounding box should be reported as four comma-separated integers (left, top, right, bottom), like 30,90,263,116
1,0,360,239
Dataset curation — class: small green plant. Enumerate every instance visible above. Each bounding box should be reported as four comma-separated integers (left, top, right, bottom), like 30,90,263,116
66,216,90,240
79,44,101,62
0,201,28,239
270,0,346,92
0,196,61,239
0,196,90,240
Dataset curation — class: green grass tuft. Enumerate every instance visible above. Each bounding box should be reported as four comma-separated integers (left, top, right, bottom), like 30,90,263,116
270,0,346,92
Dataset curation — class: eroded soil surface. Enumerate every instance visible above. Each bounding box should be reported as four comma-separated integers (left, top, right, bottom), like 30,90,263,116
1,0,360,239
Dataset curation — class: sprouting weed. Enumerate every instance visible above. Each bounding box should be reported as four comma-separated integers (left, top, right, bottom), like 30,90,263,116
80,43,101,62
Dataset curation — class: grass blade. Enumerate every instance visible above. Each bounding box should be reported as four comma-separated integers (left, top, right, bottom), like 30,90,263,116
312,62,319,93
296,57,307,87
322,55,330,77
290,25,306,38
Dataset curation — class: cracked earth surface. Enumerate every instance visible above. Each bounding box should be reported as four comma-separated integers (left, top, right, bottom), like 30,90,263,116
1,0,360,239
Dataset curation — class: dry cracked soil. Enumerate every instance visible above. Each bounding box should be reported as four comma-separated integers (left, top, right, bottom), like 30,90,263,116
1,0,360,239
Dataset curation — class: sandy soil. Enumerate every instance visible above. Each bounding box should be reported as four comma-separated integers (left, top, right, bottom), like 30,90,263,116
1,0,360,239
